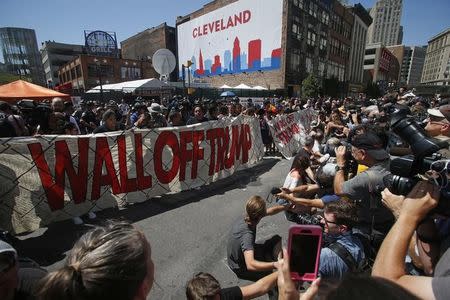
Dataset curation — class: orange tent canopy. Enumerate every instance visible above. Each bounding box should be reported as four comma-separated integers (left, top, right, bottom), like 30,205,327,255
0,80,70,102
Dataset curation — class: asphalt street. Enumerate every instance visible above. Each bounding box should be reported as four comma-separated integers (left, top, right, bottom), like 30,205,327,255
16,156,293,299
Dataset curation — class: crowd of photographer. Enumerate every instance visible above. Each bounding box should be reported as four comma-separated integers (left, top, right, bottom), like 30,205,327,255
1,88,450,300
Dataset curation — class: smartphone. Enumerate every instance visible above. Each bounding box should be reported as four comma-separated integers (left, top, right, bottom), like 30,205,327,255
287,225,322,281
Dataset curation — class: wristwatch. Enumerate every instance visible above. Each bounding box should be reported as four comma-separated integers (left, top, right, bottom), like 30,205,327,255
335,165,345,172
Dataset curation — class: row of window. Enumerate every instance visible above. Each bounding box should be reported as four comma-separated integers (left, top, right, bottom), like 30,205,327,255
59,65,82,83
330,13,351,40
60,64,142,83
329,38,350,59
289,51,345,82
292,0,330,25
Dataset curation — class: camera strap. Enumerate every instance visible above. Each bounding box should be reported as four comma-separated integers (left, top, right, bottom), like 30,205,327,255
327,242,358,272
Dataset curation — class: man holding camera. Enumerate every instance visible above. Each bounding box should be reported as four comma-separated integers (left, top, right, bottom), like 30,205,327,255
334,131,395,250
373,181,449,300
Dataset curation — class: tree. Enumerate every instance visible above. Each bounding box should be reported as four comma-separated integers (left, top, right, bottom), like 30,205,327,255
301,74,320,98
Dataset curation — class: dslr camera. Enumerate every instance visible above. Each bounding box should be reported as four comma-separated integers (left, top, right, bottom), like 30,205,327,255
383,105,450,215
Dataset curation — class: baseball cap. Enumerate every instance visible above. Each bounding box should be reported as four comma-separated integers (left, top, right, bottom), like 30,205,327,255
351,132,389,161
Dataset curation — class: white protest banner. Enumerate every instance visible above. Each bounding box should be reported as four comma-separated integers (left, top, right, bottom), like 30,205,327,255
0,116,264,234
267,109,317,158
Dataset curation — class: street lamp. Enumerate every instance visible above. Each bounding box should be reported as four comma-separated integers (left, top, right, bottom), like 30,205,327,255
444,70,449,86
94,58,107,103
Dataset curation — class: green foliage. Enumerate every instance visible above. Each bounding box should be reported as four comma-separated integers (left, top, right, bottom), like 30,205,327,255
301,74,320,98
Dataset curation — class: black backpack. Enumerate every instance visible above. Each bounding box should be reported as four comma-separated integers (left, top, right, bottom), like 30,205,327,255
327,241,372,274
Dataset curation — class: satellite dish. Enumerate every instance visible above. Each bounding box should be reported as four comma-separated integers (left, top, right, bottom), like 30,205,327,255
152,49,176,82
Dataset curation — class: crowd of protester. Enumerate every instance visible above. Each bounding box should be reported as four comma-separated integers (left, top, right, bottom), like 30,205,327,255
1,88,450,299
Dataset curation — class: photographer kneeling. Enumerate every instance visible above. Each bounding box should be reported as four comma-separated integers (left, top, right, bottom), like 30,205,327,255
373,181,449,300
334,131,395,251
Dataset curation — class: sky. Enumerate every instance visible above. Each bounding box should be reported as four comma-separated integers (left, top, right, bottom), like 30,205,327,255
0,0,449,56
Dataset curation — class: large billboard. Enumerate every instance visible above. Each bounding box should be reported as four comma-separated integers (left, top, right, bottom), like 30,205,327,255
177,0,283,78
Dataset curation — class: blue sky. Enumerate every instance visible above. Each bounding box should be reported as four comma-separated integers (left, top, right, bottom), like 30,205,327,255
0,0,449,51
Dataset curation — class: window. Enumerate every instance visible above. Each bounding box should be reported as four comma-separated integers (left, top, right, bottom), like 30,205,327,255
121,67,141,79
70,68,76,80
290,49,301,72
306,56,313,73
321,11,329,25
292,23,302,40
307,31,316,46
293,0,303,9
320,37,327,51
309,2,317,18
75,65,81,78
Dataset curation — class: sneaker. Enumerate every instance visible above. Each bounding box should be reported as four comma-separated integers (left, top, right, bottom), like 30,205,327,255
88,212,96,219
73,216,83,225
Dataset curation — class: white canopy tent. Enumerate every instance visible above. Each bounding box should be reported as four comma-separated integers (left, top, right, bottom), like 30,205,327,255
86,78,168,93
252,85,268,90
219,84,232,89
233,83,253,90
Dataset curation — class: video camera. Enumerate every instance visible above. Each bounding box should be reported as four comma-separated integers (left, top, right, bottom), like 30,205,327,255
383,105,450,215
17,100,52,129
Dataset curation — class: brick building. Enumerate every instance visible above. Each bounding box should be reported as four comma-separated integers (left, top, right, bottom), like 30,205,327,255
327,0,354,96
177,0,339,97
57,55,158,95
121,23,177,81
363,43,400,92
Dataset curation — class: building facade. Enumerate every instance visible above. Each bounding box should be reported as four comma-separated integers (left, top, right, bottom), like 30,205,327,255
366,0,403,46
176,0,344,96
347,3,372,94
327,0,354,96
421,28,450,86
0,27,45,85
363,43,400,92
120,23,177,81
388,45,426,86
40,41,85,87
57,55,158,94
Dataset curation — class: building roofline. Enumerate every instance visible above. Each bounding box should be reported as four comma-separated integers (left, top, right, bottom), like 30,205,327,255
120,22,174,44
428,27,450,43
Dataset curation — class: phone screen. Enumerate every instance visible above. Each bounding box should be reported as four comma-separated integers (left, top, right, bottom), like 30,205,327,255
289,234,320,275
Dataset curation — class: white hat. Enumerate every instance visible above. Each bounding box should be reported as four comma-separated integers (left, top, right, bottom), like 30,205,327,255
427,108,445,119
149,103,162,113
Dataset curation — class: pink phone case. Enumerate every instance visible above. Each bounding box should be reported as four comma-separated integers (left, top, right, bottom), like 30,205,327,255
287,224,323,282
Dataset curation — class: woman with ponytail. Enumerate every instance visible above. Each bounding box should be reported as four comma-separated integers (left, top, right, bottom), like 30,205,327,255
37,221,154,300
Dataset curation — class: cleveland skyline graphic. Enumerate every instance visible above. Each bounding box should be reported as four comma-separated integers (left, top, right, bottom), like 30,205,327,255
182,37,282,78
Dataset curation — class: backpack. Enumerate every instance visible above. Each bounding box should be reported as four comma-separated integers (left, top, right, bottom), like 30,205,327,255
327,241,372,274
